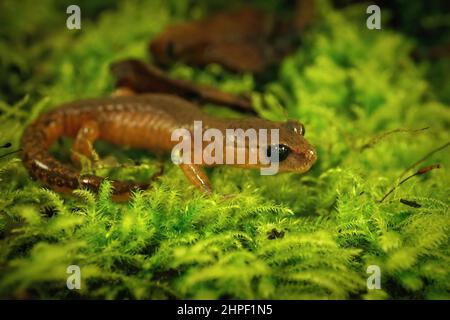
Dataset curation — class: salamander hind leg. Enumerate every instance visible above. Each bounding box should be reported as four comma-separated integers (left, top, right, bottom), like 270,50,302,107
71,120,100,168
179,163,212,194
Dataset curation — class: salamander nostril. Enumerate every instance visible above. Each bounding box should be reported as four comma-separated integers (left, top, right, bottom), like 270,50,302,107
308,148,317,162
299,148,317,164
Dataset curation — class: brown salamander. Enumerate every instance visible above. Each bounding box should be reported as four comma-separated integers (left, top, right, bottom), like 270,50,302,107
150,1,315,73
21,94,317,200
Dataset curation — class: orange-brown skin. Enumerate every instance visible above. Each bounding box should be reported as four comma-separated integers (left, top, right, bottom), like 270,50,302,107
21,94,317,200
150,8,276,73
150,2,315,74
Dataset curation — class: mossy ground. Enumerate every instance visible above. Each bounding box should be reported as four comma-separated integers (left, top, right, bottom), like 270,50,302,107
0,0,449,299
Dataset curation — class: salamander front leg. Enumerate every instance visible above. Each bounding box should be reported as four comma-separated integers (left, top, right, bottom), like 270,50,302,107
179,163,212,194
71,120,100,168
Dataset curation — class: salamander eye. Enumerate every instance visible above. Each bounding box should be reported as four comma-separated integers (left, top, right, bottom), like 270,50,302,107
266,144,291,162
166,41,176,59
299,123,305,136
286,120,305,136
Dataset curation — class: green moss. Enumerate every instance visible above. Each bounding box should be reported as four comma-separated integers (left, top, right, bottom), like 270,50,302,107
0,0,449,299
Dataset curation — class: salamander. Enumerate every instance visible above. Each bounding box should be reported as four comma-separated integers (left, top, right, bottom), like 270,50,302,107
21,94,317,200
150,1,315,73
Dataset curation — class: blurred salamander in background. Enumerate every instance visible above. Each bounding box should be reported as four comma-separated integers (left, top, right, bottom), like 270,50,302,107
112,0,315,105
150,0,315,73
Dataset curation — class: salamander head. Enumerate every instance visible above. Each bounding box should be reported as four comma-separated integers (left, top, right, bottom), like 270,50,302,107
150,23,204,66
229,119,317,174
257,119,317,174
